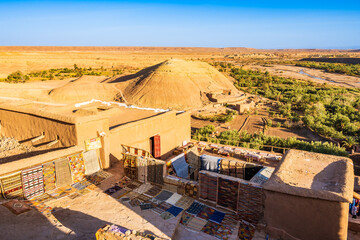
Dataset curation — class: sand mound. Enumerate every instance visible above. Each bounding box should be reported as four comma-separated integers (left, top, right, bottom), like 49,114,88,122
49,76,120,103
118,59,238,109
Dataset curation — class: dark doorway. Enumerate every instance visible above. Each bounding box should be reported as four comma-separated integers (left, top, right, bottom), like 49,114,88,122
150,134,161,158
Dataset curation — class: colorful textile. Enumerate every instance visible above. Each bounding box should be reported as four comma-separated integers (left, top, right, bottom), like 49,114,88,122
71,179,91,191
68,153,86,183
126,181,142,190
154,190,173,202
249,167,275,185
199,171,217,202
116,176,132,188
108,224,128,234
104,185,122,195
222,213,239,229
124,154,138,180
244,164,263,181
2,200,32,215
202,221,220,236
197,206,216,220
186,217,208,232
136,194,152,203
0,172,23,199
133,183,153,195
171,153,189,179
160,211,174,220
54,158,72,188
144,185,162,197
22,165,44,199
165,193,182,205
200,155,221,173
220,159,230,175
140,202,154,210
26,199,52,216
185,180,198,199
186,201,205,215
181,211,194,226
154,160,164,185
166,205,183,217
152,202,172,215
187,149,200,170
137,157,148,183
129,198,141,207
238,181,263,224
209,210,225,224
214,225,233,240
229,160,237,178
177,179,187,195
236,161,246,179
83,150,100,175
175,196,194,210
217,177,239,211
42,161,56,192
147,159,156,183
238,221,255,240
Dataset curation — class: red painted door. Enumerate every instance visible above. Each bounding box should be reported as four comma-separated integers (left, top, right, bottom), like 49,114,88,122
153,134,161,158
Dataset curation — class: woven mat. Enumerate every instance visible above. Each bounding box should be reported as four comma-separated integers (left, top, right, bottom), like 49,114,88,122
202,221,220,236
143,185,162,197
214,225,233,240
185,181,198,199
175,196,194,210
238,221,255,240
152,202,172,215
217,177,239,211
68,153,86,183
0,172,24,199
180,212,194,226
55,158,72,188
186,201,205,215
22,165,44,199
83,150,100,175
43,162,56,192
186,216,208,232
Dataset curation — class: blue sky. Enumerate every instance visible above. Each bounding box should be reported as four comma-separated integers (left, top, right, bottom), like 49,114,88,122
0,1,359,49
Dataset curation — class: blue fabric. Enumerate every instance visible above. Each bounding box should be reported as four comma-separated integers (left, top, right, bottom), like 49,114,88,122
186,201,205,215
166,205,184,217
209,210,225,224
171,154,189,179
200,154,221,173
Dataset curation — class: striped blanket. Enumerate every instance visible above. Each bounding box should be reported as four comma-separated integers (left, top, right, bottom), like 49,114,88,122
42,162,56,192
217,177,239,211
0,172,24,199
22,165,44,199
199,171,217,202
68,153,86,183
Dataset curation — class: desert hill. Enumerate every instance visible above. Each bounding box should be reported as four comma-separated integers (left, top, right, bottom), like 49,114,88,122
115,59,239,109
48,75,120,103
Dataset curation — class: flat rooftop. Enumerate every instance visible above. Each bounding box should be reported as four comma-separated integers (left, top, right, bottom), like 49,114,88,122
263,149,354,202
0,100,166,126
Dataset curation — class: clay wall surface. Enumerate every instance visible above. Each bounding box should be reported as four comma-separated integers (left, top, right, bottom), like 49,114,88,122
264,190,349,240
0,108,77,147
75,118,110,168
109,111,191,161
0,146,82,176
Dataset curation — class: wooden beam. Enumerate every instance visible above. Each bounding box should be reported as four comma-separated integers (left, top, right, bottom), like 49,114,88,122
31,134,45,143
47,139,59,147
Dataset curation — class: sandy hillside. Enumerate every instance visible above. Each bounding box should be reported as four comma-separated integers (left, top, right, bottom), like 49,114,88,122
115,59,239,109
48,75,120,103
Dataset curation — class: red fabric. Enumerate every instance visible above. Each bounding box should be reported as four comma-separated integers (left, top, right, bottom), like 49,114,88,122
154,135,161,158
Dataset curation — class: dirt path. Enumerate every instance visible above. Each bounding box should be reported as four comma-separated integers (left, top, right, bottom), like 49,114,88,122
248,64,360,88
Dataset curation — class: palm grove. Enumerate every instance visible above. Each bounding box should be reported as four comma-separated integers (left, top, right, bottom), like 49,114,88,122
193,64,360,156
